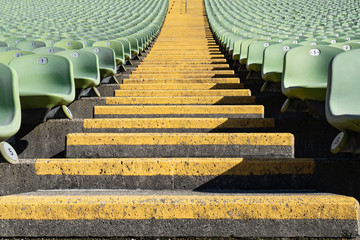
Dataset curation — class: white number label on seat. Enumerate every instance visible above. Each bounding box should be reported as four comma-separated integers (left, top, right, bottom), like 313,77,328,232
310,49,320,56
347,37,351,41
71,52,79,58
48,48,54,53
67,42,72,46
93,48,100,53
283,46,291,51
331,40,337,43
311,42,317,45
37,57,48,64
83,41,87,45
124,38,128,41
264,43,270,47
106,42,110,45
50,41,55,44
14,53,22,57
293,40,299,44
343,45,351,51
15,40,20,43
30,42,35,46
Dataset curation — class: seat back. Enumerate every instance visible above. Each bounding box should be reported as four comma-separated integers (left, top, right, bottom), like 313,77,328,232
9,54,75,109
83,46,116,78
0,50,34,64
53,40,84,50
0,64,21,142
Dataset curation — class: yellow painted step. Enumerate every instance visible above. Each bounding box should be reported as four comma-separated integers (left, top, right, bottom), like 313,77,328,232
94,105,263,116
131,70,235,75
35,158,313,176
118,83,244,90
141,59,227,63
0,191,356,221
83,118,274,129
67,133,294,147
144,55,224,59
135,65,231,70
114,89,250,97
128,73,237,79
122,78,240,84
104,96,255,105
147,51,222,55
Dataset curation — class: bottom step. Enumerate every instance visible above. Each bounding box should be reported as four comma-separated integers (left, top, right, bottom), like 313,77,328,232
0,189,358,237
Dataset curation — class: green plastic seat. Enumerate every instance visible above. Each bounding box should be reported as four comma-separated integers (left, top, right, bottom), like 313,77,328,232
83,46,116,79
55,50,100,89
0,63,21,164
282,45,344,102
116,39,131,60
123,37,139,57
0,50,34,64
239,39,258,65
0,63,21,142
8,54,75,109
5,37,26,47
326,49,360,153
262,43,300,83
0,41,7,47
329,42,360,51
53,40,84,50
247,40,278,72
15,40,46,51
0,47,20,53
93,40,125,66
33,47,65,54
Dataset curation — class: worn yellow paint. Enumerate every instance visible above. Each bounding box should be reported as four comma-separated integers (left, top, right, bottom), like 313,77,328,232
83,118,274,129
141,59,227,63
35,158,314,176
122,78,241,84
128,73,236,79
0,194,357,220
114,89,250,97
94,105,263,115
131,70,234,75
66,133,294,146
119,83,244,90
105,96,255,105
136,65,230,69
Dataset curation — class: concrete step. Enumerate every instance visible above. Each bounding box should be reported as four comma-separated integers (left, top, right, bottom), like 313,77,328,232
114,89,251,97
84,118,274,131
94,105,264,118
136,64,230,69
104,96,256,105
0,189,357,237
127,73,237,79
118,83,245,90
65,132,294,158
141,59,227,63
131,70,235,75
122,78,241,84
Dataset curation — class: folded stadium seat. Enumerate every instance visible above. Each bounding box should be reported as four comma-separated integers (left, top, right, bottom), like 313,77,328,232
116,39,132,63
326,49,360,153
130,35,146,52
239,39,259,65
53,40,84,50
93,40,125,71
330,42,360,51
15,40,46,51
232,39,246,61
246,40,278,72
8,54,75,120
281,45,344,112
33,47,66,54
261,43,300,91
123,37,140,58
34,38,56,47
0,47,20,52
82,40,95,48
5,37,26,47
0,63,21,164
55,50,100,97
0,50,34,64
82,47,116,80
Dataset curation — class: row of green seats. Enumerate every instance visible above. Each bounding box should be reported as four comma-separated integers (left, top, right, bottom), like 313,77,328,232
0,0,169,163
205,0,360,154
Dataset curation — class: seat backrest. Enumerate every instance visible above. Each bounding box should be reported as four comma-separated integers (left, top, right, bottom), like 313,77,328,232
15,41,46,51
33,47,66,54
9,54,75,106
0,63,21,142
55,50,100,88
0,50,35,64
53,40,84,50
82,46,116,77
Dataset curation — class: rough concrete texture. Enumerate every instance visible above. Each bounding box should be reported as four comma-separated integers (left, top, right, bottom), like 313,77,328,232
66,145,294,158
0,219,357,237
15,120,84,158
